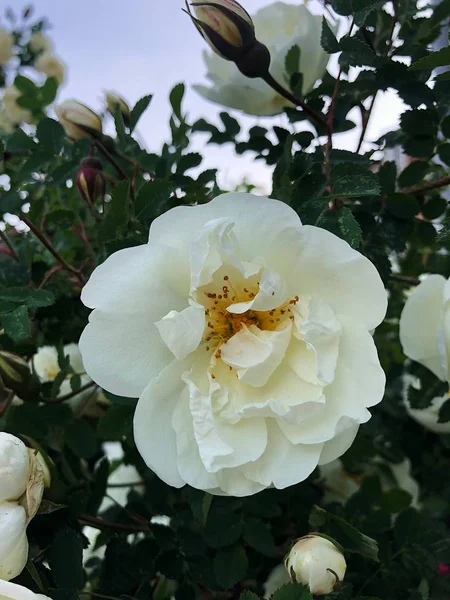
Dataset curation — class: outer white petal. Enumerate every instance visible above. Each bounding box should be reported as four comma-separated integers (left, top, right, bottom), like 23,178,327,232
133,360,190,488
155,303,205,360
80,244,190,397
0,433,30,503
279,317,385,444
263,564,290,599
221,323,291,387
400,275,448,381
0,502,28,581
149,193,303,280
292,225,387,330
0,580,51,600
318,420,360,465
242,421,323,489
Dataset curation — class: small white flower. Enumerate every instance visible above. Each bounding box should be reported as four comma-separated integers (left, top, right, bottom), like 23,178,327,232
0,433,30,503
34,51,65,84
286,535,346,595
80,192,387,497
29,32,53,53
0,27,13,65
0,502,28,581
194,2,336,116
2,86,34,125
0,579,51,600
105,91,130,119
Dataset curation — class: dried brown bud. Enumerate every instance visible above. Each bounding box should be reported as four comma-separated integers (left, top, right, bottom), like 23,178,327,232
76,158,105,205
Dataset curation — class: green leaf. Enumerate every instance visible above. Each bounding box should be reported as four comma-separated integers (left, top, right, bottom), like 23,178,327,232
14,75,37,93
213,544,248,590
339,36,376,67
438,399,450,423
177,153,202,174
65,419,99,459
130,94,153,132
38,500,66,515
386,193,420,219
97,405,134,441
101,181,129,241
331,0,353,16
285,45,301,77
170,83,185,121
49,528,84,589
328,207,363,248
243,518,276,556
0,287,55,308
378,489,413,513
40,76,58,105
441,115,450,138
112,104,127,145
422,196,447,220
378,161,397,194
205,511,242,548
309,505,379,561
272,583,313,600
438,143,450,165
0,191,24,214
134,179,173,221
398,161,429,187
410,46,450,70
220,112,240,137
6,128,37,152
321,18,339,53
2,306,31,341
331,163,380,197
239,592,260,600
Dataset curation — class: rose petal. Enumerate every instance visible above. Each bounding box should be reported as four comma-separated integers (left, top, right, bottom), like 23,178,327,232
155,302,205,360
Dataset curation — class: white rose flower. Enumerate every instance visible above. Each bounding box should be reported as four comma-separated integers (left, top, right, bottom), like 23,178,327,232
0,433,30,503
0,580,51,600
2,87,34,125
80,192,387,497
400,274,450,384
320,457,420,507
263,564,290,598
29,32,53,53
32,344,92,407
193,2,335,116
0,502,28,581
0,27,13,65
286,535,346,595
34,51,65,84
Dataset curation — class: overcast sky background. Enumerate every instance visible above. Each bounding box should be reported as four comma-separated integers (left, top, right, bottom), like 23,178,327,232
11,0,405,191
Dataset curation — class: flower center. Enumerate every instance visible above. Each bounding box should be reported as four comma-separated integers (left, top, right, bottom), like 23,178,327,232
199,271,298,357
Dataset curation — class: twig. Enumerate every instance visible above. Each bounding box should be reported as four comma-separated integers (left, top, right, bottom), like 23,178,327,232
79,513,151,534
356,94,377,153
94,140,129,181
107,481,146,488
401,175,450,196
22,217,86,285
0,229,19,261
42,380,97,404
38,265,64,289
390,274,420,286
262,72,328,130
0,390,14,418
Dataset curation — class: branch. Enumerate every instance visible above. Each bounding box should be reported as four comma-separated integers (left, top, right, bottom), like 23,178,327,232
390,274,420,286
356,94,377,153
94,140,129,181
401,175,450,196
79,513,151,534
41,380,97,404
0,229,19,261
22,217,86,285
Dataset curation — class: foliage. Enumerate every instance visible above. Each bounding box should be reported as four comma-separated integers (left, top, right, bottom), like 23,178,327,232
0,1,450,600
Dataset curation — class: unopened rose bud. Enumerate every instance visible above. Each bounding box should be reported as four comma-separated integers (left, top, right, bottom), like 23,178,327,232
186,0,271,78
105,91,130,126
286,535,346,596
0,502,29,581
0,433,30,503
0,351,39,401
76,157,105,206
54,100,102,141
0,580,51,600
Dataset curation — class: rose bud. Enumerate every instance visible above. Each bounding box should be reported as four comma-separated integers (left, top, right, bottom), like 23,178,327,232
54,100,102,141
0,351,40,402
186,0,271,78
105,91,131,127
286,535,346,595
76,157,105,206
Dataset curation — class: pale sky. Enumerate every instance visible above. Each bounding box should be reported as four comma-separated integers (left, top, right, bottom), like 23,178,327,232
10,0,405,191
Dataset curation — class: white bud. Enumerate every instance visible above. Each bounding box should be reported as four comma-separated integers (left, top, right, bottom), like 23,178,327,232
286,535,346,595
34,51,66,84
0,433,30,503
0,579,51,600
0,502,28,581
54,99,103,141
29,32,53,53
0,27,14,66
3,86,34,125
105,91,130,119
